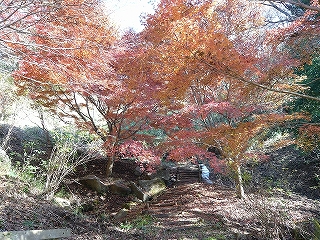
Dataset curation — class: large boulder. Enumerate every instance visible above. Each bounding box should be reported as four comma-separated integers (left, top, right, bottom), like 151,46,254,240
79,175,108,193
138,178,166,197
131,178,166,201
109,180,132,196
134,165,144,176
147,167,171,181
54,197,71,208
113,208,129,221
130,181,149,202
122,201,138,210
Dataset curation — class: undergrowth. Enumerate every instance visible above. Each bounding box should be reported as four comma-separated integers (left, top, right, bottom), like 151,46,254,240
120,214,154,231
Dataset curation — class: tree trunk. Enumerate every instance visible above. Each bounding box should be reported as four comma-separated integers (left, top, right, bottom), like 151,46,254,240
106,155,115,177
235,164,245,199
105,140,118,177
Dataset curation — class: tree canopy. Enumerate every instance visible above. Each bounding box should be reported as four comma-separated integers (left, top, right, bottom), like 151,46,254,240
4,0,319,196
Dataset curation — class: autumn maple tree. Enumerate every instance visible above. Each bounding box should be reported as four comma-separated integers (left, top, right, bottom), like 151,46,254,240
116,0,308,198
11,0,159,176
8,0,318,192
0,0,81,73
267,0,320,151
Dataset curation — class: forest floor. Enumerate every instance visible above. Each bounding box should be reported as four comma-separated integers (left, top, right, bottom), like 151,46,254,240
1,153,320,240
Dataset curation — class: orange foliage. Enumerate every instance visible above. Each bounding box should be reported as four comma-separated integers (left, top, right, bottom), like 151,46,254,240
12,1,161,175
271,1,320,64
298,124,320,151
117,0,306,173
10,0,317,178
13,0,117,112
12,2,165,176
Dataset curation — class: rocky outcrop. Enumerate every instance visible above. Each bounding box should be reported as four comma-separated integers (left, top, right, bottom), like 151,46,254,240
130,181,149,202
138,178,166,197
130,178,167,202
79,175,108,193
134,165,144,176
149,167,171,181
109,180,132,196
54,197,71,208
79,174,167,202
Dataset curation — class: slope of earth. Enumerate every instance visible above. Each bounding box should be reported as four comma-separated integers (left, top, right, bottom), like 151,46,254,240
248,145,320,199
1,170,319,240
125,183,320,239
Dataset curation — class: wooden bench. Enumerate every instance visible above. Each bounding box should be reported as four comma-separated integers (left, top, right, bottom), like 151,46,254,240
0,228,71,240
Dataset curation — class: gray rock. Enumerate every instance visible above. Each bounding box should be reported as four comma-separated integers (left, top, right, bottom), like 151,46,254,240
122,201,138,210
79,175,108,193
113,208,129,221
54,197,71,208
137,178,166,201
149,168,171,181
134,165,144,176
109,180,132,196
130,181,149,202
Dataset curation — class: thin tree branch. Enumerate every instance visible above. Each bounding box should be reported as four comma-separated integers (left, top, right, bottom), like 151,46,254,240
260,0,320,12
196,55,320,102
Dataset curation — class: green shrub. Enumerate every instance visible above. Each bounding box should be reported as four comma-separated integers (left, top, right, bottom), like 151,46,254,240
23,127,53,161
205,235,226,240
50,126,97,148
242,170,252,185
120,215,153,231
43,127,102,199
132,214,153,229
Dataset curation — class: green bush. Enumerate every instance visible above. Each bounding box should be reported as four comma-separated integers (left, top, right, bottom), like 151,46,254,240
120,214,153,231
205,235,226,240
291,56,320,123
43,126,102,199
23,127,53,158
50,126,97,148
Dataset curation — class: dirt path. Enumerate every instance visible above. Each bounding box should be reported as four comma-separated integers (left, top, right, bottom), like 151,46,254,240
123,182,320,239
1,156,320,240
140,183,237,239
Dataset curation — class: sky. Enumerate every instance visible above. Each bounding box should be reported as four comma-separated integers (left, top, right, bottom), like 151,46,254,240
103,0,159,33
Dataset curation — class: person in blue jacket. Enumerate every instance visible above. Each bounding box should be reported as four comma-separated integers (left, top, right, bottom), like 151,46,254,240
199,163,213,184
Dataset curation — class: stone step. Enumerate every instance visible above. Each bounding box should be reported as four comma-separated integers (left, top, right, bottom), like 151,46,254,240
0,229,71,240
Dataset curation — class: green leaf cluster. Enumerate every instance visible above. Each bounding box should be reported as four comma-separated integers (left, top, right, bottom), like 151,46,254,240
292,56,320,122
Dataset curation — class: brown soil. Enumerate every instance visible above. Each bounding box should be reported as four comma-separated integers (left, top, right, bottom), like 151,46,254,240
1,158,319,239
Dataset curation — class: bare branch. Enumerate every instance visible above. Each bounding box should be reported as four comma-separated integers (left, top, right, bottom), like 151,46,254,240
259,0,320,12
197,56,320,102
